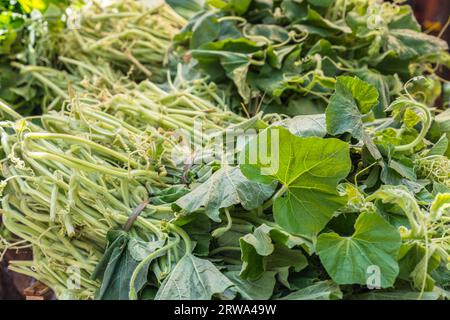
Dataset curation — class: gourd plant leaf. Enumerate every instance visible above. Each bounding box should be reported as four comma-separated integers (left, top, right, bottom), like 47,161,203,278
155,254,235,300
240,127,351,238
302,7,352,35
307,0,335,7
352,67,392,117
317,211,402,288
366,185,422,234
189,11,220,49
278,280,342,300
166,0,205,19
239,224,308,280
247,24,291,43
230,0,251,15
174,166,276,222
430,193,450,220
326,76,379,140
224,270,277,300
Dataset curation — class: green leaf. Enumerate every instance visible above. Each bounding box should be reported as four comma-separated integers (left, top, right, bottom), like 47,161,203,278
199,37,260,54
352,290,441,300
430,193,450,220
128,238,166,261
281,0,308,22
149,185,190,205
240,127,351,238
225,270,276,300
247,24,290,43
174,166,276,222
431,263,450,290
387,5,420,31
366,185,422,234
127,238,167,295
155,254,235,300
230,0,251,15
182,214,212,256
91,230,138,300
307,0,334,7
334,76,379,114
166,0,205,19
190,12,220,49
278,280,342,300
317,212,402,288
403,108,421,128
388,158,416,181
92,230,167,300
17,0,48,13
326,76,379,140
428,134,448,157
397,242,441,290
353,67,392,117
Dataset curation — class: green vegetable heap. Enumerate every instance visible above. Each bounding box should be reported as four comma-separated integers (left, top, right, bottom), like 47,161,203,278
0,0,449,300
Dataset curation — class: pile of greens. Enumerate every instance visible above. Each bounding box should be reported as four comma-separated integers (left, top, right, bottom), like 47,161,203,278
0,0,449,300
1,0,185,114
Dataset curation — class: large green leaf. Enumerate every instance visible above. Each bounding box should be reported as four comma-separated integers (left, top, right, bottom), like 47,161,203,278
174,166,275,222
317,212,402,288
278,114,327,138
91,230,140,300
240,127,351,238
387,29,448,60
225,270,277,300
326,76,379,140
166,0,204,19
247,24,290,43
92,230,167,300
302,7,351,34
155,254,235,300
366,185,422,234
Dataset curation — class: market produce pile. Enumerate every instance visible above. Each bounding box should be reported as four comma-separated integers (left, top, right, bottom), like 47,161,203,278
0,0,449,300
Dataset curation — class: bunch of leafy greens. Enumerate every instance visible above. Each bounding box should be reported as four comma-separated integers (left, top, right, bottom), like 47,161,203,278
173,0,449,118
